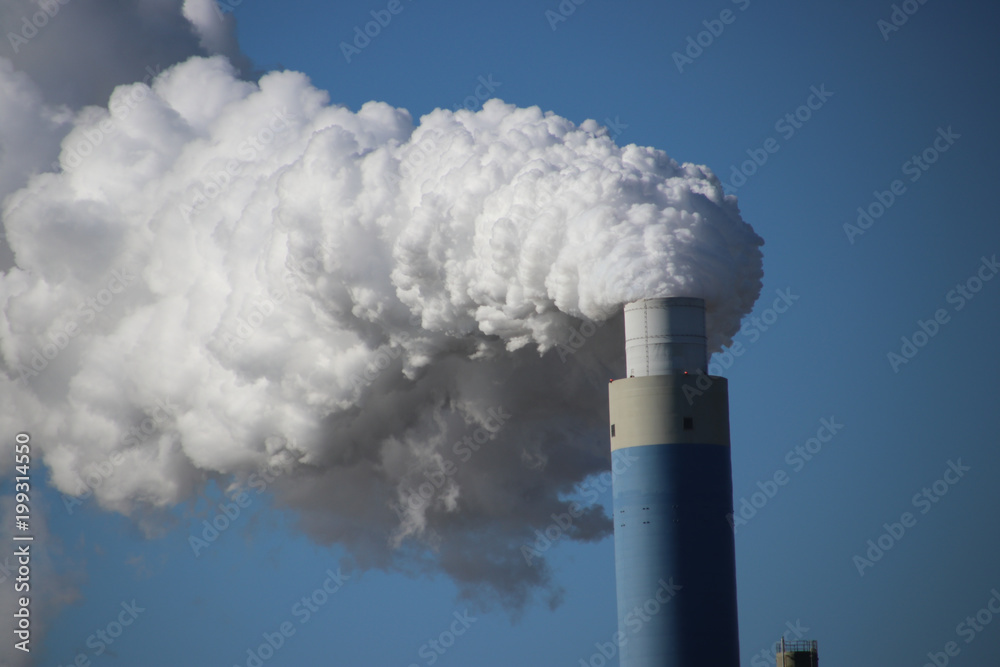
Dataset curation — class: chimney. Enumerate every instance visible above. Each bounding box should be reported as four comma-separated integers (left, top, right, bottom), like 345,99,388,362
609,297,741,666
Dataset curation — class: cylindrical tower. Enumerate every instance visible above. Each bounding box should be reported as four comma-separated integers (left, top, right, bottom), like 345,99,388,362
609,297,740,667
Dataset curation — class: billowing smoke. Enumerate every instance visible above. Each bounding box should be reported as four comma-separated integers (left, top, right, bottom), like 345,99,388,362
0,28,763,624
0,2,249,662
0,0,251,273
0,0,249,107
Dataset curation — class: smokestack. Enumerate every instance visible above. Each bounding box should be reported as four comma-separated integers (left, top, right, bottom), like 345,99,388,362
609,297,740,666
623,297,707,376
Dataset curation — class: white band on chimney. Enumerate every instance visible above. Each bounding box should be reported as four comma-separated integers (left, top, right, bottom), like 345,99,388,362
624,297,707,376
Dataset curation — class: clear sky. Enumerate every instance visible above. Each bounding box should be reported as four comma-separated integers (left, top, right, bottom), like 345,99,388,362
3,1,1000,666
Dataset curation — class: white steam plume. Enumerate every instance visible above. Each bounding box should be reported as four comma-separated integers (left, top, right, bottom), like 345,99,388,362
1,3,249,659
0,55,763,609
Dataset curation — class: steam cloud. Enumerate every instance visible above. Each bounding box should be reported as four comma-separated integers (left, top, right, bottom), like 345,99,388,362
0,0,763,641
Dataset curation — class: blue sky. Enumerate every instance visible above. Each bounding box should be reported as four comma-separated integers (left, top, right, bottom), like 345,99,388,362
7,0,1000,665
